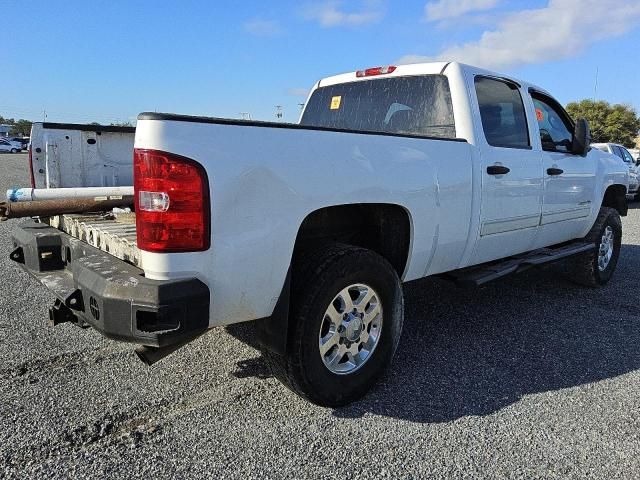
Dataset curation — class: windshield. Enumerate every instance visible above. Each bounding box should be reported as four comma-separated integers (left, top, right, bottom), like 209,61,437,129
300,75,456,139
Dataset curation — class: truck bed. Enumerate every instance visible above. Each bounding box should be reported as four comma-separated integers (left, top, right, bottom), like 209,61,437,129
45,213,140,266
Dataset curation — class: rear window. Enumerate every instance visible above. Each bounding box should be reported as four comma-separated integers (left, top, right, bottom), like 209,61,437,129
300,75,456,139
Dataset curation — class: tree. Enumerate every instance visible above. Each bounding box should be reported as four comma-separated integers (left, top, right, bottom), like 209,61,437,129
10,119,32,137
0,115,32,137
566,100,640,148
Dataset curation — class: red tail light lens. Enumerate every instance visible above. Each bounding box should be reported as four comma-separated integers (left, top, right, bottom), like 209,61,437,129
356,65,397,77
134,149,210,252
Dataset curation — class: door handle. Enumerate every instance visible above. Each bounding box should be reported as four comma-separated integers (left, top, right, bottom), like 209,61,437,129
487,165,510,175
547,167,564,176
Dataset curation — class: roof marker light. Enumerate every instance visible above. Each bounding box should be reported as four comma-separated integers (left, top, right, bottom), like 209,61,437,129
356,66,397,78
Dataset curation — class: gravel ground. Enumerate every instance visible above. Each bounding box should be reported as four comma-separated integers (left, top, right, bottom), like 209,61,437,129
1,152,639,479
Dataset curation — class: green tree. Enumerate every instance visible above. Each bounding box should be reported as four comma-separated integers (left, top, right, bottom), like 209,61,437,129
566,100,640,147
10,119,32,136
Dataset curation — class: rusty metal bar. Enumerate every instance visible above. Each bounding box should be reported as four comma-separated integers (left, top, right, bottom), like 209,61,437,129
7,186,134,202
0,196,134,221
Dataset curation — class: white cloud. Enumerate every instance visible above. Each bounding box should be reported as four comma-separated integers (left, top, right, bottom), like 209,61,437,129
425,0,499,21
399,0,640,70
303,0,384,27
243,19,283,36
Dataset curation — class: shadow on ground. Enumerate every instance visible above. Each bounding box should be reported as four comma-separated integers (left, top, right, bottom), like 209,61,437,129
228,244,640,423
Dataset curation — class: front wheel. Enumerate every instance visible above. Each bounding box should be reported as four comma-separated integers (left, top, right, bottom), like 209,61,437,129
264,244,403,407
567,207,622,286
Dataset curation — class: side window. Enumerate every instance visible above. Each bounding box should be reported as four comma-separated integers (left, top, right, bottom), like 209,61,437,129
474,76,530,149
531,93,574,153
611,145,625,160
621,147,635,164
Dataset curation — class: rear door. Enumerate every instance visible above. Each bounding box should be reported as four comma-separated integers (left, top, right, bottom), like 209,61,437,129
470,76,543,264
529,91,597,245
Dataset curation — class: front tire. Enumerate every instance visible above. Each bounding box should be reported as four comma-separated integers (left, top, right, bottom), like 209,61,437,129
567,207,622,287
265,244,403,407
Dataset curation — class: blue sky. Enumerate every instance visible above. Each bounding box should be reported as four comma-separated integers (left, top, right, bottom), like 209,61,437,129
3,0,640,124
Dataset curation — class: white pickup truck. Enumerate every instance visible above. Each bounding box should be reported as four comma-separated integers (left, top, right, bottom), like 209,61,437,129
11,62,629,406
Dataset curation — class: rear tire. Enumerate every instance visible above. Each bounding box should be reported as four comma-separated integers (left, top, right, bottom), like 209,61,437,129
10,148,17,153
566,207,622,287
264,244,403,407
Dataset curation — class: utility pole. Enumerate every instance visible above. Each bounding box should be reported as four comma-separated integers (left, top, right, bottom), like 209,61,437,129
43,109,47,122
275,105,283,121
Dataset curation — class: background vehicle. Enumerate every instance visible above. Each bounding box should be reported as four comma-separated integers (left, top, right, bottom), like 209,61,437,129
593,143,639,200
8,136,29,149
10,62,629,406
24,123,134,188
0,139,21,153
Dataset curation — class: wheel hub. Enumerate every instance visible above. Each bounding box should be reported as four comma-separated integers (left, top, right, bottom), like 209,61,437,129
344,313,363,342
598,225,614,272
318,283,383,375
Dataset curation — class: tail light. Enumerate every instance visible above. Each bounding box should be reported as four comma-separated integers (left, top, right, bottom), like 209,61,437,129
133,149,210,252
28,145,35,188
356,65,397,78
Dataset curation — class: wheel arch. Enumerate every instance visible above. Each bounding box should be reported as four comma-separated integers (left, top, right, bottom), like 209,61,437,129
254,202,413,356
292,202,413,279
601,183,627,217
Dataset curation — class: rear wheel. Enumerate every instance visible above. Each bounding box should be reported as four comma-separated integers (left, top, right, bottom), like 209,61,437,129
10,148,17,153
264,244,403,407
566,207,622,286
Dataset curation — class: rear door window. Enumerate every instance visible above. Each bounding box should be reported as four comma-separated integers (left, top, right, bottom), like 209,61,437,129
474,76,530,149
300,75,456,138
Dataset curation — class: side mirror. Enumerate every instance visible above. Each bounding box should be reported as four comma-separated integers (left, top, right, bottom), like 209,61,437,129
571,118,591,156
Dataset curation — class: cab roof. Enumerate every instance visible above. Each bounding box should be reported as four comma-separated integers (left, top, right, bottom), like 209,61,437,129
315,61,552,98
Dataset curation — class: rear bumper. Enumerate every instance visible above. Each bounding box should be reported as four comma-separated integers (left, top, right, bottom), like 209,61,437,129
10,220,209,347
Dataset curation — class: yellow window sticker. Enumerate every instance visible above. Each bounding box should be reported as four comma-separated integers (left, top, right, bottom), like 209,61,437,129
330,96,342,110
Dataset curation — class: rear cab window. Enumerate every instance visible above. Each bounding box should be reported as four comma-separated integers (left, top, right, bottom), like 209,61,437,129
474,76,530,149
300,75,456,139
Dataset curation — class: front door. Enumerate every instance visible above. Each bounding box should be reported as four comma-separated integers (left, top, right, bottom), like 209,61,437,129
529,91,597,246
471,76,543,265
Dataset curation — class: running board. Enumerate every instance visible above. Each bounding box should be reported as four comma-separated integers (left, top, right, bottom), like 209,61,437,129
444,242,594,287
